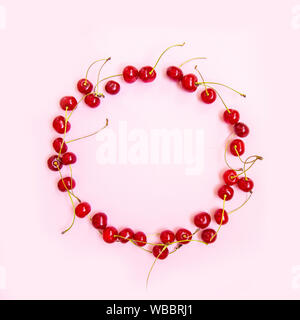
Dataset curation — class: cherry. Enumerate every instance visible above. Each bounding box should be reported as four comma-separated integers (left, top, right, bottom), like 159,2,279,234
194,212,211,229
103,226,118,243
77,79,93,94
166,66,183,81
52,137,68,154
160,230,175,244
223,169,238,185
133,231,147,247
139,66,157,83
52,116,71,134
237,177,254,192
60,96,77,111
201,229,217,244
181,74,198,92
175,228,192,244
75,202,91,218
91,212,107,230
62,152,77,165
105,80,120,95
230,139,245,156
234,122,250,138
152,245,169,260
122,65,139,83
218,185,234,201
57,177,76,192
84,94,101,108
223,109,240,125
200,88,217,104
47,155,62,171
214,209,229,225
118,228,134,244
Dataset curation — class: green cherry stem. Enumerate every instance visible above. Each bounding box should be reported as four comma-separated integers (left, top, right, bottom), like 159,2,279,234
179,57,207,68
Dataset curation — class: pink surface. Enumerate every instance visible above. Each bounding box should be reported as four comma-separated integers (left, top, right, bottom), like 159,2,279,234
0,0,299,299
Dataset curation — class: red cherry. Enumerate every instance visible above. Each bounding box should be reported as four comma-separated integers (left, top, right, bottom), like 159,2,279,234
218,185,234,201
52,116,71,134
234,122,250,138
223,169,238,185
62,152,77,165
181,74,198,92
59,96,77,111
105,80,120,95
75,202,91,218
214,209,229,225
47,155,62,171
77,79,93,94
223,109,240,125
201,229,217,244
237,177,254,192
52,137,68,154
230,139,245,156
200,88,217,104
118,228,134,244
152,245,169,260
57,177,76,192
91,212,107,230
133,231,147,247
194,212,211,229
122,65,139,83
166,66,183,81
84,94,101,108
160,230,175,244
139,66,156,83
103,226,118,243
175,228,192,244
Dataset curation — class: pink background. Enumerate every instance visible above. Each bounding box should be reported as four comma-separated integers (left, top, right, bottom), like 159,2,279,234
0,0,300,299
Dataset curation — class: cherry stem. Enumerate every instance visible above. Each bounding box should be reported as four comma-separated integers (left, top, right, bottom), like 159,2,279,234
58,107,69,158
194,65,208,95
93,73,122,96
205,84,231,113
84,58,109,84
228,192,253,215
66,118,109,144
195,81,246,97
95,57,111,94
149,42,186,75
179,57,207,68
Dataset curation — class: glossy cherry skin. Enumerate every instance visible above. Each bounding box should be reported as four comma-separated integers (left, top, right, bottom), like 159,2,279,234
181,74,198,92
47,155,62,171
152,245,169,260
105,80,120,95
166,66,183,81
160,230,175,244
234,122,250,138
223,169,238,186
62,152,77,165
194,212,211,229
214,209,229,225
118,228,134,244
91,212,107,230
201,229,217,244
223,109,240,125
238,177,254,192
122,65,139,83
133,231,147,247
84,94,100,108
52,116,71,134
52,137,68,154
57,177,76,192
230,139,245,156
103,226,118,243
175,228,192,244
139,66,156,83
75,202,91,218
200,88,217,104
60,96,77,111
218,185,234,201
77,79,93,94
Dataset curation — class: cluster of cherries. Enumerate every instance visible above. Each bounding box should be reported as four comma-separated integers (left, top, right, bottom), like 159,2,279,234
48,44,256,262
